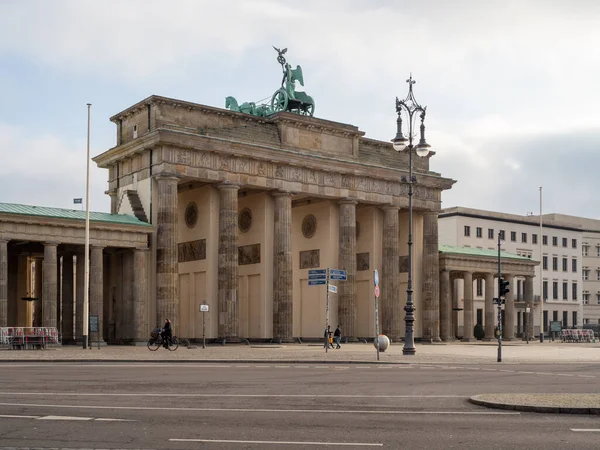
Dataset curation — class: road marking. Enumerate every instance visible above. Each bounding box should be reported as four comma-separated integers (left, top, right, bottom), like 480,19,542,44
498,370,515,373
532,372,555,376
0,392,466,398
0,414,39,419
0,402,519,415
0,413,135,421
578,375,596,378
170,438,383,446
571,429,600,432
37,415,93,421
556,374,575,377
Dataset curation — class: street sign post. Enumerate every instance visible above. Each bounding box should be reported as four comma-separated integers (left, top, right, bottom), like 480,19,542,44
328,284,338,294
373,269,380,361
308,279,327,286
200,302,208,348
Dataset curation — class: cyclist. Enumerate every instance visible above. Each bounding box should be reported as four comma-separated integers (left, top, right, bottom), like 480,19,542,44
162,319,172,349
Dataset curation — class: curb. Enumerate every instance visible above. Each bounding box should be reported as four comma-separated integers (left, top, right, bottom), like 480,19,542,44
469,395,600,415
0,359,410,365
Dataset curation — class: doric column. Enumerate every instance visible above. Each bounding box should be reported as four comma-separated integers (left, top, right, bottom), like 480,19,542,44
338,199,357,340
422,212,440,342
524,275,534,338
75,252,84,341
484,273,495,340
272,191,293,342
108,189,118,214
462,271,474,341
133,248,148,341
155,174,179,328
0,239,7,327
503,274,515,340
90,246,104,342
43,242,58,328
218,183,239,340
61,253,74,342
439,269,452,341
381,206,400,340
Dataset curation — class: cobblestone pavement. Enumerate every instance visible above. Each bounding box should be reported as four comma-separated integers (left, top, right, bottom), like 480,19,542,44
1,339,599,364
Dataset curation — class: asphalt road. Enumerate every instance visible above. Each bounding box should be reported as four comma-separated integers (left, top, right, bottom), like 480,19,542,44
0,362,599,449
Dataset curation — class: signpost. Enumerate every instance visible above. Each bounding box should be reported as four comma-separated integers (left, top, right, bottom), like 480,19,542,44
88,314,100,350
308,268,347,353
373,269,380,361
200,302,209,349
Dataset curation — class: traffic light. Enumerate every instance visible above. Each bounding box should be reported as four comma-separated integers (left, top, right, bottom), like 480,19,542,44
499,278,510,297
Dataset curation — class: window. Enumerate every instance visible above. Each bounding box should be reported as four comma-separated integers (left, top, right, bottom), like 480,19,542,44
553,311,558,322
552,236,558,246
552,257,558,271
583,293,589,305
543,235,548,245
572,282,577,300
583,269,589,281
510,231,516,242
499,230,505,241
521,232,527,243
132,124,138,139
464,225,470,237
583,245,589,256
543,281,548,300
532,234,538,244
552,282,558,299
572,238,577,249
562,282,568,300
563,311,568,327
476,278,483,296
562,237,568,248
597,270,600,281
543,256,548,270
476,227,482,238
597,246,600,257
572,258,577,273
562,257,568,272
488,228,494,239
597,294,600,305
572,311,577,327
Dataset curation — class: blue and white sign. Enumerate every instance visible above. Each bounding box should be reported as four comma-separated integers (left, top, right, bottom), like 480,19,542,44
329,269,346,276
308,279,327,286
308,273,327,280
330,274,347,281
328,285,338,294
308,269,327,275
374,269,379,287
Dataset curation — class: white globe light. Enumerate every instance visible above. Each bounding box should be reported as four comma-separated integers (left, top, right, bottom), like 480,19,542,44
392,140,407,152
416,144,431,157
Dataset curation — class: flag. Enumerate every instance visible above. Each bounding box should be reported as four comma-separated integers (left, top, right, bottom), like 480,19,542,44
73,198,83,204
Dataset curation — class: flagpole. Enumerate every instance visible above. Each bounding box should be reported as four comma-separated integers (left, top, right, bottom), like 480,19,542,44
83,103,91,350
539,187,544,343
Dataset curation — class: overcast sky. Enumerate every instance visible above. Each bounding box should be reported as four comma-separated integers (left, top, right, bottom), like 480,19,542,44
1,0,598,218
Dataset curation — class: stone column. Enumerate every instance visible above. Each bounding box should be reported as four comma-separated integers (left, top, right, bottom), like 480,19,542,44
272,191,293,342
43,243,58,328
381,206,400,341
338,199,357,340
439,269,452,341
133,248,148,341
484,273,495,340
524,275,534,338
218,183,239,341
422,212,440,342
462,271,474,341
33,258,43,327
108,189,118,215
0,239,7,327
61,254,74,343
75,251,84,341
503,274,515,340
90,246,104,342
155,174,179,328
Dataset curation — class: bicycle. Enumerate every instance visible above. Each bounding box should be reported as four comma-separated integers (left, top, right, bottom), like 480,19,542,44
147,333,179,351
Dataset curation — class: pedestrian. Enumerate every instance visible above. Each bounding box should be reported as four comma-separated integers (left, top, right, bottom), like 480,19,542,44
324,325,334,349
162,319,172,349
334,325,342,349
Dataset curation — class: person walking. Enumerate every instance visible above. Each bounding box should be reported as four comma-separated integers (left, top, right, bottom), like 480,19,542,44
334,325,342,349
324,325,334,349
162,319,172,349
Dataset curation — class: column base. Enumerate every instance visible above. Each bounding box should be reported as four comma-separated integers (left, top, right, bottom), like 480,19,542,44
461,337,476,342
441,337,456,342
343,336,360,343
482,337,496,342
271,338,296,344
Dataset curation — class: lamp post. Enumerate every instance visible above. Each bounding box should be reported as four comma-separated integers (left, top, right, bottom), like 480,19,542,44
392,75,431,356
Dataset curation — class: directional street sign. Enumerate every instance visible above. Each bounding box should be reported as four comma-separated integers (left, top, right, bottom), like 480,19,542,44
330,274,347,281
308,269,327,275
328,284,338,294
308,273,327,280
308,279,327,286
374,269,379,287
329,269,346,276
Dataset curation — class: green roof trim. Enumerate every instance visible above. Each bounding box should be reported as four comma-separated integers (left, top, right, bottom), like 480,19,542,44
0,202,152,227
439,244,533,261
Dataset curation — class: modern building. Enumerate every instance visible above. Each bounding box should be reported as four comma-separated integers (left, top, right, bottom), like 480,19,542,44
438,206,600,337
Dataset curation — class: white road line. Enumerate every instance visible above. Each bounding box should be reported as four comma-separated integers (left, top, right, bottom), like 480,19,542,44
0,401,519,415
556,374,575,377
0,414,39,419
532,372,555,376
498,370,515,373
0,392,466,398
37,415,93,421
571,429,600,432
170,438,383,446
578,375,596,378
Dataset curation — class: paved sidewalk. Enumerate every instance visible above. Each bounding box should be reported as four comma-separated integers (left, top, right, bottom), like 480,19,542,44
1,339,600,364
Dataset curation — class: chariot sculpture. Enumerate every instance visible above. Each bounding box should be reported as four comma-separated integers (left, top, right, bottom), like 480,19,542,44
226,47,315,117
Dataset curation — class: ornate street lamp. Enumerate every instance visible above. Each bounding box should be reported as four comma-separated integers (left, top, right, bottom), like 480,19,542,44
391,75,431,356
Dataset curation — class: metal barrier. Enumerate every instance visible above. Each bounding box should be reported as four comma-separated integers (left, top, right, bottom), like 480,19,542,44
0,327,60,350
560,329,596,343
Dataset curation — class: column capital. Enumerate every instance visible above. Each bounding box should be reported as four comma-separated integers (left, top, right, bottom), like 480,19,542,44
134,247,150,252
153,173,181,181
338,198,358,206
91,245,106,250
217,181,241,191
43,242,60,247
271,190,295,198
422,210,439,217
380,204,400,212
0,238,8,244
